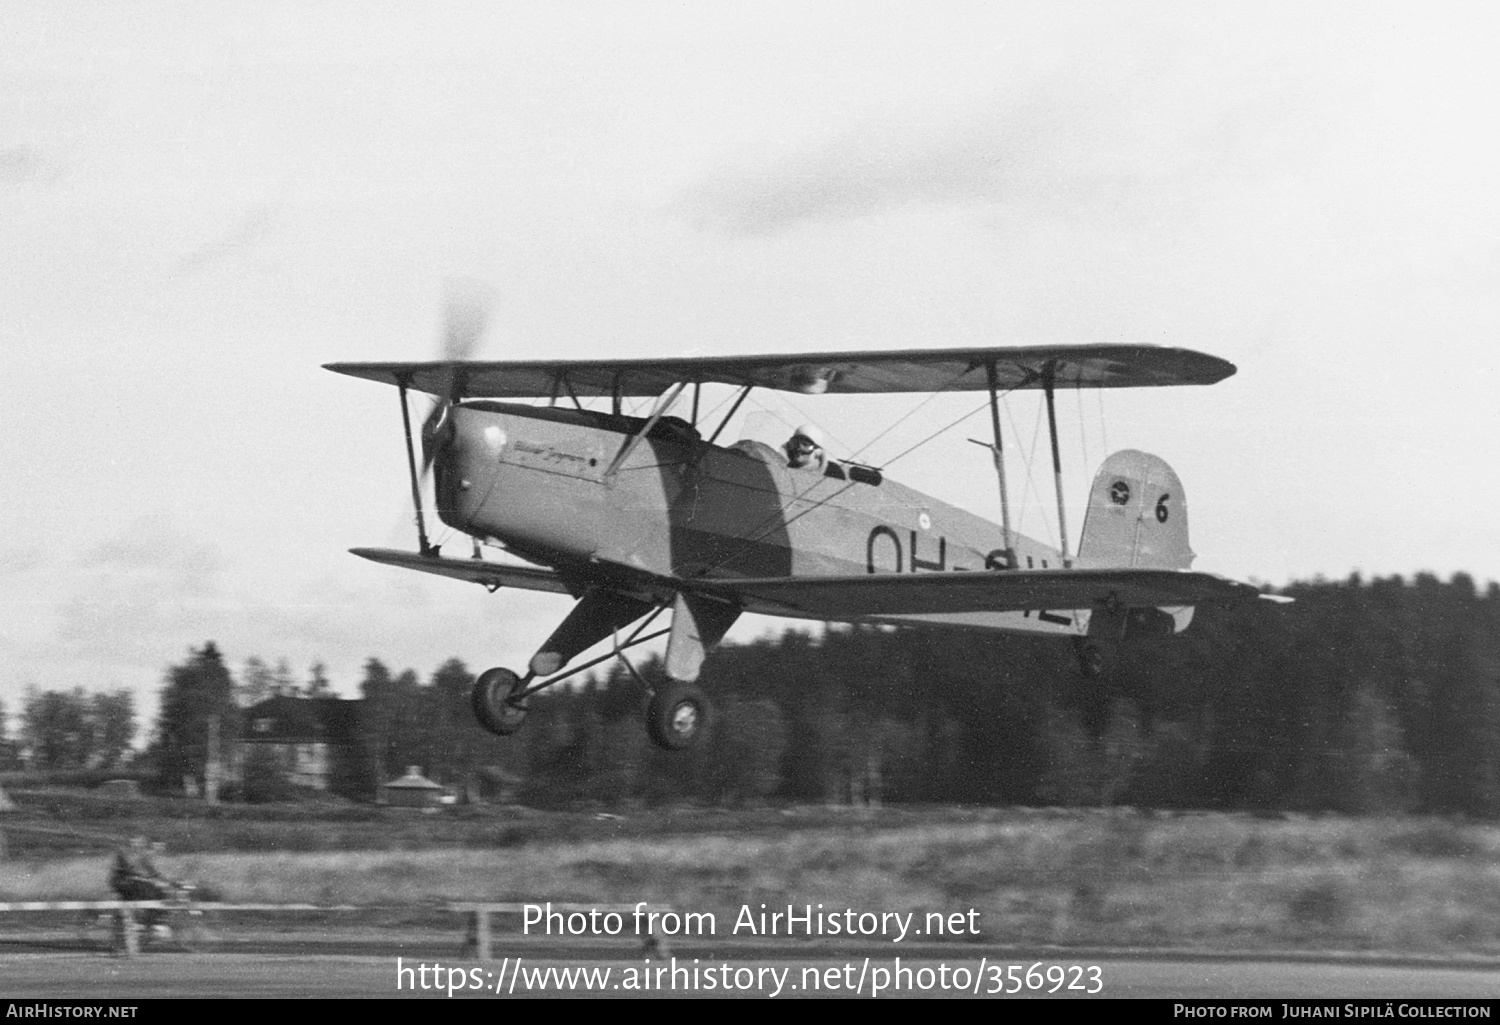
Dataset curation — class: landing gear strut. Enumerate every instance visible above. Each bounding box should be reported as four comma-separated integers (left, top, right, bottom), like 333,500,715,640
471,660,714,751
467,589,737,752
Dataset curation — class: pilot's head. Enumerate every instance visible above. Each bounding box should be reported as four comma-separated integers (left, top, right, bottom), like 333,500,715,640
785,424,826,469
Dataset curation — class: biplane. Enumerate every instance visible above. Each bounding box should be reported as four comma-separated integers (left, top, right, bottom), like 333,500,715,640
326,333,1277,751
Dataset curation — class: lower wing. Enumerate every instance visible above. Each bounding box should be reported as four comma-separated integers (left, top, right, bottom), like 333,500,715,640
349,547,572,594
693,568,1280,619
349,548,1284,621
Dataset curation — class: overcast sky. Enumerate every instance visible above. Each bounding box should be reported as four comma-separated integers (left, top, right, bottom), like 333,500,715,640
3,2,1498,726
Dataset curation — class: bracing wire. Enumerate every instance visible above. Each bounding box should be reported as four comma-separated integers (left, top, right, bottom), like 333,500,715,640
741,393,852,456
1001,395,1055,551
1027,398,1050,547
686,378,992,576
845,365,976,466
1075,377,1090,476
1097,386,1109,457
715,378,1026,559
868,397,991,471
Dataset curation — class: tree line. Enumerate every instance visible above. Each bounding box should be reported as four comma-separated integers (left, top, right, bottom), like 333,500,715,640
14,571,1500,815
446,571,1500,814
2,688,136,771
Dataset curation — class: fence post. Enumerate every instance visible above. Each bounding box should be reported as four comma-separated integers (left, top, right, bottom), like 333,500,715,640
466,909,491,961
113,907,140,957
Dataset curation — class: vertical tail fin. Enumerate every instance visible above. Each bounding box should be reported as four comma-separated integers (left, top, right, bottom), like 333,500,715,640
1077,450,1194,571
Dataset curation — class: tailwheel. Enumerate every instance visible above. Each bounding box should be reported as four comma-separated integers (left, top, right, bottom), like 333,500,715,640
646,682,710,751
472,667,529,736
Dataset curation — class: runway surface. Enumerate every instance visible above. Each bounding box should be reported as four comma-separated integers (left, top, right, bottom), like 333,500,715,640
4,940,1499,999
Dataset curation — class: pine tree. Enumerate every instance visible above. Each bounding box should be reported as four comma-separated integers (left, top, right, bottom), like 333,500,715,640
155,642,238,793
428,658,476,789
306,662,332,697
91,690,136,768
271,658,296,698
238,656,277,707
359,658,398,784
21,687,95,768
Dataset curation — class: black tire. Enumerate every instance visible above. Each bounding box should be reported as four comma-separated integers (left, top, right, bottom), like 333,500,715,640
472,667,528,736
646,682,709,751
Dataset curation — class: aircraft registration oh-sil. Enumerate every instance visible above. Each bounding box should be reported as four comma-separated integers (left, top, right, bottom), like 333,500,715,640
325,342,1283,751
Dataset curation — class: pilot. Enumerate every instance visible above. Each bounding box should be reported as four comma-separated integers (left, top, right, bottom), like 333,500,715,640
784,424,826,471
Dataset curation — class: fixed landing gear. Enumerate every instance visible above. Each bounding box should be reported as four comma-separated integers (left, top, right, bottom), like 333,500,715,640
645,682,710,751
469,589,735,751
472,667,529,735
470,665,714,751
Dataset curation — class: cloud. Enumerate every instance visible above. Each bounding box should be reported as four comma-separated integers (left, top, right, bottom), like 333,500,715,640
0,546,46,576
80,513,224,593
0,146,52,185
26,512,567,710
54,515,230,671
173,200,281,275
679,27,1325,238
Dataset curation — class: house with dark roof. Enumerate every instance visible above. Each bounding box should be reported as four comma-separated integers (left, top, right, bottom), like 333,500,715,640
234,696,365,796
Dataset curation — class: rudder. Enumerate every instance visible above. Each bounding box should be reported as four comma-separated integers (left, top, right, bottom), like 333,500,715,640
1077,450,1194,571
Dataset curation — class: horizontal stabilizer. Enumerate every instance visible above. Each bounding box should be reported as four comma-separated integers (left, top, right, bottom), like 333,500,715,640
694,567,1274,619
325,343,1234,400
349,547,572,595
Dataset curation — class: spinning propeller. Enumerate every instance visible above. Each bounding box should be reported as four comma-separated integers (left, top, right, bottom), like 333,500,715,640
420,278,496,479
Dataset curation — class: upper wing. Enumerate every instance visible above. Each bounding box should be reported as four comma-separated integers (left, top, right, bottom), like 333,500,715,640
349,548,572,595
693,568,1273,619
324,343,1234,400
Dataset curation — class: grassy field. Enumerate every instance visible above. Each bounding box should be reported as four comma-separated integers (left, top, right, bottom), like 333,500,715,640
2,795,1499,955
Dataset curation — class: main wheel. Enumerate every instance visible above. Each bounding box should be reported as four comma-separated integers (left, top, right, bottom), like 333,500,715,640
646,682,710,751
472,667,529,736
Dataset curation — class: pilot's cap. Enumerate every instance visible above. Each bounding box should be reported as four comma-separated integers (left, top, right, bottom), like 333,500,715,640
789,424,825,448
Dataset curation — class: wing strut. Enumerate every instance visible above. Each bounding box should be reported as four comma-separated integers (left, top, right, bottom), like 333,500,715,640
1043,361,1073,567
396,377,435,556
984,361,1016,565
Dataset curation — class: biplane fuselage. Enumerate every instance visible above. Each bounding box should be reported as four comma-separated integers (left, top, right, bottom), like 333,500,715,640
433,401,1083,636
328,341,1273,749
